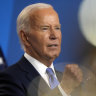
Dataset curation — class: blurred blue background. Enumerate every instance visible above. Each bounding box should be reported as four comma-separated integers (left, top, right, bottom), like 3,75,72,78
0,0,94,69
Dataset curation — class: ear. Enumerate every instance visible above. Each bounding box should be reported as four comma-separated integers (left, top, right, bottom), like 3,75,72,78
19,30,31,47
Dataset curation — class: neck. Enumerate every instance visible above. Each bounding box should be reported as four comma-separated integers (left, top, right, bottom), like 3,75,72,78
25,49,54,67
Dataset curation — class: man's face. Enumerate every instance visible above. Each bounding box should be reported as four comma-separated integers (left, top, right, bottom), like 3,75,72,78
27,8,61,63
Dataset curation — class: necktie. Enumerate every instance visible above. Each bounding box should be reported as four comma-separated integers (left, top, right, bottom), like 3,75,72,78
46,68,59,89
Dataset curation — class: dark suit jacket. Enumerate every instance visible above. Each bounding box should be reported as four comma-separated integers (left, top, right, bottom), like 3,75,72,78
0,56,63,96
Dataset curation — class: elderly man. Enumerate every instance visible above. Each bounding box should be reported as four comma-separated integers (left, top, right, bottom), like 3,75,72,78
0,3,82,96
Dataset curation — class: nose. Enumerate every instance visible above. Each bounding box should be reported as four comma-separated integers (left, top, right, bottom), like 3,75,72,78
49,28,57,40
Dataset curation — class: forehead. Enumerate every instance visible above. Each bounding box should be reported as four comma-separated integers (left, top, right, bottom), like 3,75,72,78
29,8,60,25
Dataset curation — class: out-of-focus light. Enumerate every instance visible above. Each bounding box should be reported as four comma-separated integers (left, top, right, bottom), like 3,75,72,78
78,0,96,47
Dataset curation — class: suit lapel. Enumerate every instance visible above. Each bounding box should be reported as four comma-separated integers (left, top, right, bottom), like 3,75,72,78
17,56,63,96
17,56,50,95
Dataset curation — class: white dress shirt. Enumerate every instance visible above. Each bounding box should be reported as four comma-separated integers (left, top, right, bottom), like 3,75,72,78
24,53,68,96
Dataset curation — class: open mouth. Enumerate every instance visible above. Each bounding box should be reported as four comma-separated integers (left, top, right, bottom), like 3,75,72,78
47,44,58,47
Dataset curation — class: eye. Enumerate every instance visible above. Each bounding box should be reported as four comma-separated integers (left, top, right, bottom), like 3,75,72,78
42,27,48,30
40,26,50,31
55,26,61,30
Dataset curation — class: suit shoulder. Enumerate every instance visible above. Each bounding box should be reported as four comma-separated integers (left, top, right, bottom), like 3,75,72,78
1,62,20,74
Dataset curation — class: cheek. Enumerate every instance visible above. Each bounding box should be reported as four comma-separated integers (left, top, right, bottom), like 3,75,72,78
37,37,46,51
29,35,42,50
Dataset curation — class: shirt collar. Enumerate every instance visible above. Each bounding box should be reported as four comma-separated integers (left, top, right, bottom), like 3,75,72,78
24,53,55,76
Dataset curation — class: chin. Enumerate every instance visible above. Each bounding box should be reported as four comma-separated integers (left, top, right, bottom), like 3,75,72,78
49,53,60,60
45,50,60,60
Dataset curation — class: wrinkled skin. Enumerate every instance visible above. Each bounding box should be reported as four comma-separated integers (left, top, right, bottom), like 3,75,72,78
20,8,61,67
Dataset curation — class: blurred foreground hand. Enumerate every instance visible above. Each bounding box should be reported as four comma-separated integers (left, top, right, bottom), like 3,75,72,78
60,64,83,95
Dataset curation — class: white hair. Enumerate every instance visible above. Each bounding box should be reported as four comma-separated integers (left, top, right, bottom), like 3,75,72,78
17,3,53,34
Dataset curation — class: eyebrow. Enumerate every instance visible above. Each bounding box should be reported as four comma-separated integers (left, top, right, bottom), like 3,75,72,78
40,25,50,27
40,24,61,27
